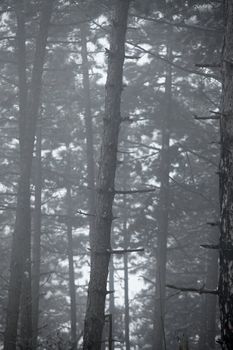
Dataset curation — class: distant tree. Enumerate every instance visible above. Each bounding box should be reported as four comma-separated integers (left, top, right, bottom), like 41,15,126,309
4,1,54,349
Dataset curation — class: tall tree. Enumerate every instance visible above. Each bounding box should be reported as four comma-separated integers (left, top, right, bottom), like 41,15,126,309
83,0,131,348
219,0,233,348
32,124,42,350
153,28,172,350
123,193,130,350
80,22,96,232
65,122,77,350
4,1,54,349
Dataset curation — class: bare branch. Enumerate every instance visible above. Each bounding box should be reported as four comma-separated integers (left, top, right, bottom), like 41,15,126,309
130,14,222,33
200,244,219,249
195,63,220,68
109,248,144,254
115,188,158,195
126,41,220,81
194,114,220,120
166,284,218,295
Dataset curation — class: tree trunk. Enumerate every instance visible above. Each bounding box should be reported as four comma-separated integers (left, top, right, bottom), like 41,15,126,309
205,248,218,349
83,1,130,348
80,22,96,235
153,32,172,350
66,144,77,350
4,2,53,350
219,1,233,349
199,227,218,350
32,126,42,350
109,256,115,350
123,191,130,350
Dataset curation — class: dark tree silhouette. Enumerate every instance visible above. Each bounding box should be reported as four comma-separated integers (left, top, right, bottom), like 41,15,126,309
83,1,131,348
219,0,233,349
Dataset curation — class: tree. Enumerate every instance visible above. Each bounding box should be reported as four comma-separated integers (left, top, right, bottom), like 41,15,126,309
4,1,54,349
31,124,42,350
83,1,131,348
153,26,172,350
219,0,233,348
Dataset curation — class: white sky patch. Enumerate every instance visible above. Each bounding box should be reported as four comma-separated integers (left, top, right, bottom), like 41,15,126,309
90,36,108,85
0,183,9,192
186,15,198,24
137,54,153,67
52,145,66,158
87,41,96,52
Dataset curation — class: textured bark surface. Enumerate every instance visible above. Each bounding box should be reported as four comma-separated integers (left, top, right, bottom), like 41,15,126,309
123,192,130,350
205,248,218,349
153,33,172,350
80,22,96,237
219,1,233,348
32,127,42,350
83,1,130,349
66,144,77,350
4,2,53,350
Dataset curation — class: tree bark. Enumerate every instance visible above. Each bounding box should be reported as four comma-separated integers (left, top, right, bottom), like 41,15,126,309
199,226,218,350
32,125,42,350
205,248,218,349
109,256,115,350
83,1,130,348
66,144,77,350
123,191,130,350
219,1,233,348
4,2,53,350
153,31,172,350
80,22,96,236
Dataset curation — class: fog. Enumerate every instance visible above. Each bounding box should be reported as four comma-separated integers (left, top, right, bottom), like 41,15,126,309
0,1,225,350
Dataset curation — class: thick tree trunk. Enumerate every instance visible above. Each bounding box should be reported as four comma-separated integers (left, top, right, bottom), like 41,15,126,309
153,33,172,350
219,1,233,349
4,2,53,350
32,126,42,350
83,1,130,349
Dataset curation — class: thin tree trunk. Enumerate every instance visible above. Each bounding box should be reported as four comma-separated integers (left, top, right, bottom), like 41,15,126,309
80,22,96,234
123,191,130,350
205,247,218,349
198,229,218,350
20,248,33,350
109,248,115,350
66,145,77,350
198,295,207,350
32,125,42,350
4,2,53,350
83,1,130,348
219,1,233,349
153,32,172,350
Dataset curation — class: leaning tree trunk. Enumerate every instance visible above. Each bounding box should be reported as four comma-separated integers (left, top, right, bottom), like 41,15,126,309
4,2,54,350
219,1,233,349
83,1,130,349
